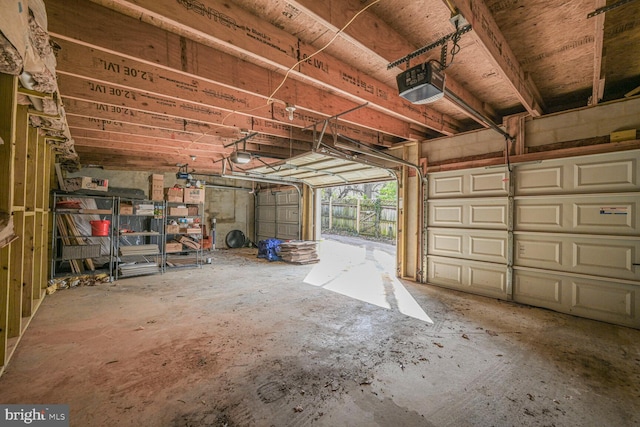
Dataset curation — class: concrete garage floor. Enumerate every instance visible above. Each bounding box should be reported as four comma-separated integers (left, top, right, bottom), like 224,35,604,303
0,236,639,426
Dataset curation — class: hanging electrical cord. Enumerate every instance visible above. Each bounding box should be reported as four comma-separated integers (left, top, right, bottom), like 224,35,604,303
191,0,386,152
267,0,385,103
447,17,462,68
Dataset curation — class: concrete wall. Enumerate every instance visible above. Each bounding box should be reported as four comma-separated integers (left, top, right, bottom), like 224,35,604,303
66,168,255,249
204,185,254,249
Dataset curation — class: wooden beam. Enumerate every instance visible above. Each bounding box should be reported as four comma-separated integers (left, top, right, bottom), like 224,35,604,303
427,139,640,172
288,0,499,126
448,0,545,117
49,0,461,135
591,0,607,105
69,129,230,155
0,243,9,366
8,211,24,338
58,73,386,147
67,115,238,143
0,75,17,214
52,38,413,141
73,144,306,171
504,112,528,156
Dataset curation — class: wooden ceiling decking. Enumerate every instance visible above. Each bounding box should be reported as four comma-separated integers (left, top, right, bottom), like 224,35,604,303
37,0,640,173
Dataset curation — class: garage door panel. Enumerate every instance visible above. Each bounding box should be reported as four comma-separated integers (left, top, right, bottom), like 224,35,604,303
256,189,300,241
428,256,508,299
429,169,507,198
515,194,639,235
257,208,275,222
514,269,639,328
517,167,563,193
514,270,562,306
427,150,640,329
515,150,640,195
515,233,640,280
429,228,507,263
277,191,299,205
276,223,299,240
429,198,508,229
257,222,275,238
574,159,637,190
572,280,634,320
277,206,299,223
257,191,276,206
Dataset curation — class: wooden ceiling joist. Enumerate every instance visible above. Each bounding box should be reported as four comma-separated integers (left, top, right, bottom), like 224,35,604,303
59,0,462,135
280,0,500,127
448,0,545,117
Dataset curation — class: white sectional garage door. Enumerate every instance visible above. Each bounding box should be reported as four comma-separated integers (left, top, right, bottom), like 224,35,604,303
427,168,510,300
427,150,640,328
256,189,300,242
513,150,640,328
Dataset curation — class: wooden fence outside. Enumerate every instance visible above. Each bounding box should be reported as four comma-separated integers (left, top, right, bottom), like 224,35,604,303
321,199,397,239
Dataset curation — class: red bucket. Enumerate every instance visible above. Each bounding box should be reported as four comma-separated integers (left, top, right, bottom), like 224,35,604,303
90,220,110,236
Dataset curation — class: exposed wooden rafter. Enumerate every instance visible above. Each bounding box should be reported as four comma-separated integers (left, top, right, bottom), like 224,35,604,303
591,0,607,105
272,0,499,128
447,0,545,117
79,0,461,135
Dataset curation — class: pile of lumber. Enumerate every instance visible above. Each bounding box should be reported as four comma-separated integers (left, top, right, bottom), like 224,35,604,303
279,241,319,264
119,262,160,278
119,244,159,256
56,214,96,273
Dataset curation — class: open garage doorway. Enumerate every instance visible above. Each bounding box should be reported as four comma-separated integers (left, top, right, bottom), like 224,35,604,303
308,182,430,323
249,151,429,321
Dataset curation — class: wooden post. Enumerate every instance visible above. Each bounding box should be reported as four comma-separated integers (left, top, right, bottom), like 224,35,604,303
328,198,333,229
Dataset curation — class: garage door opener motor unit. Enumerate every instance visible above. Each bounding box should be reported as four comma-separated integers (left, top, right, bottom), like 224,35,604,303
397,61,445,104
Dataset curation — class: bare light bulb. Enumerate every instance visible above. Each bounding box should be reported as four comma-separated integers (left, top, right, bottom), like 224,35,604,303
285,103,296,121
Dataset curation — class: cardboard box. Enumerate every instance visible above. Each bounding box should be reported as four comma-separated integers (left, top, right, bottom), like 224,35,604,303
119,204,134,215
166,224,180,234
610,129,638,142
64,176,109,192
168,207,189,216
187,206,199,216
183,188,205,204
149,174,164,201
165,242,183,253
165,187,184,203
150,187,164,202
184,227,201,234
150,174,164,184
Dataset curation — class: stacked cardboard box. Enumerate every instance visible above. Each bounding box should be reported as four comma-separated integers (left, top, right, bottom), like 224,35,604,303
165,242,183,253
149,174,164,201
183,188,205,204
64,176,108,192
279,241,320,264
168,207,189,216
119,204,134,215
165,187,183,202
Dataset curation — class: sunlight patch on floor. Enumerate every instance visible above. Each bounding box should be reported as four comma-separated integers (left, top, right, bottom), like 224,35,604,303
304,240,433,323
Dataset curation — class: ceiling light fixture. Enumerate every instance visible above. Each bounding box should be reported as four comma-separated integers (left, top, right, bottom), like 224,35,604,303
285,103,296,121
